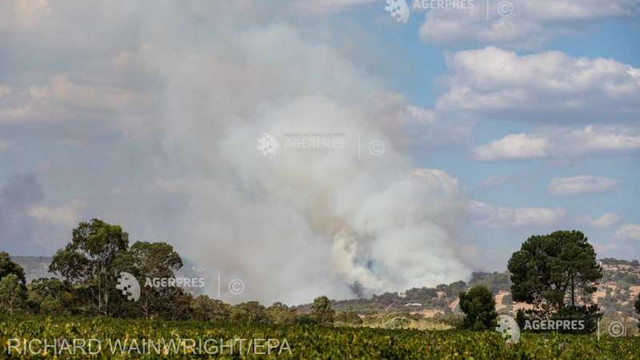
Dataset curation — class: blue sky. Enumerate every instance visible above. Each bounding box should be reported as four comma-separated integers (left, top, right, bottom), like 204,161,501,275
1,0,639,302
343,1,640,265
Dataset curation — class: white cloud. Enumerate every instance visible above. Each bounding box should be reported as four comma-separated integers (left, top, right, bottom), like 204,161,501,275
479,175,512,188
469,201,565,228
549,176,620,195
440,48,640,162
437,48,640,122
593,242,635,259
578,213,621,229
473,133,550,161
289,0,375,14
562,125,640,153
614,224,640,242
473,125,640,161
0,74,150,125
419,0,639,47
27,200,86,228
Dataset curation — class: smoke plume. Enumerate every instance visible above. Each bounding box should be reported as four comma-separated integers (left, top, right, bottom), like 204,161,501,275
125,3,471,304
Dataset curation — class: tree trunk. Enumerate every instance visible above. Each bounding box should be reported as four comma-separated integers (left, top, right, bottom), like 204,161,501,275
571,274,575,308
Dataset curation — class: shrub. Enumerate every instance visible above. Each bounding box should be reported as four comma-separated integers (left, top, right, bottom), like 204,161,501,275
459,285,497,331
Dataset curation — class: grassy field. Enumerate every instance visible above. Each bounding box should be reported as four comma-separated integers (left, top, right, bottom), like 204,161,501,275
1,316,639,359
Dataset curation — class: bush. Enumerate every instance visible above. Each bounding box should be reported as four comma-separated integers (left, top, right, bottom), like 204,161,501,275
334,310,363,325
266,302,297,325
0,274,27,315
311,296,335,326
459,285,497,331
230,301,269,325
190,295,231,323
635,293,640,329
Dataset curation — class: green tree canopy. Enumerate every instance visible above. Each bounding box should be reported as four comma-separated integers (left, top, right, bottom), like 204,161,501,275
126,241,183,278
230,301,269,325
459,285,497,331
49,219,129,315
0,252,26,285
27,278,76,315
0,274,27,315
266,302,297,325
311,296,335,326
635,293,640,329
507,230,602,312
191,295,231,323
115,241,184,319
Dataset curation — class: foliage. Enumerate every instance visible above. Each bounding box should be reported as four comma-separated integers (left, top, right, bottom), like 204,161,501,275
334,310,363,325
45,219,193,320
635,293,640,329
0,274,27,315
1,316,640,359
0,252,26,285
599,258,640,267
26,278,76,315
49,219,130,316
436,281,467,296
459,285,497,331
470,271,512,293
266,302,297,325
230,301,269,325
191,295,231,323
508,230,602,312
116,241,185,319
311,296,335,325
383,315,411,329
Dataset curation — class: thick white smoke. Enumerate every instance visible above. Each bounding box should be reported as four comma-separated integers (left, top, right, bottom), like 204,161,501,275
119,2,471,304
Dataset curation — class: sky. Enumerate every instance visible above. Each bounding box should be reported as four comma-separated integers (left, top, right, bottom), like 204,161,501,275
0,0,639,304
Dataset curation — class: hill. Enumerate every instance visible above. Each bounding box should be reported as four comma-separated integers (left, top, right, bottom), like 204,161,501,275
12,256,640,322
298,258,640,324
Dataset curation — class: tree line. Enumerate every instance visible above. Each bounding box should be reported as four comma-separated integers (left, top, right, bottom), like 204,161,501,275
458,230,640,333
0,219,337,325
2,223,639,331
